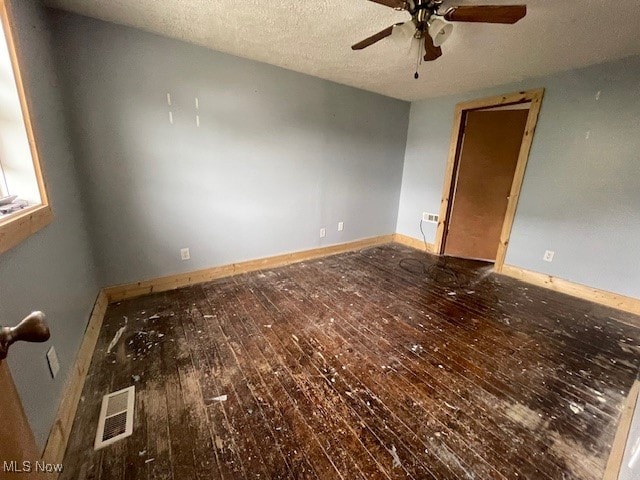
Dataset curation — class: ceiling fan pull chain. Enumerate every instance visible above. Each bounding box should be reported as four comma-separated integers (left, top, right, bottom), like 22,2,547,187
414,38,423,79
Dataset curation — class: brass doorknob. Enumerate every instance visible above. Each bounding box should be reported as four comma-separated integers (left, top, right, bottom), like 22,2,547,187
0,311,50,360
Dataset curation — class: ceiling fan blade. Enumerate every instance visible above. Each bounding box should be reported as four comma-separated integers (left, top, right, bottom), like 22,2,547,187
444,5,527,24
352,25,397,50
423,34,442,61
367,0,408,9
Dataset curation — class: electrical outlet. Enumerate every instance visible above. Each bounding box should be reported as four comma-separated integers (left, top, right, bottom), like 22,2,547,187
338,222,344,232
320,228,326,238
47,346,60,379
180,248,190,260
423,212,439,223
543,250,555,262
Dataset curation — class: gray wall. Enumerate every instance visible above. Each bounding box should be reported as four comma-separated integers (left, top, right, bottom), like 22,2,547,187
50,12,410,287
397,55,640,299
1,0,100,448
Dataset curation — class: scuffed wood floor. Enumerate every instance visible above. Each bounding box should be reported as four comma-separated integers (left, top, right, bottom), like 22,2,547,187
61,244,640,479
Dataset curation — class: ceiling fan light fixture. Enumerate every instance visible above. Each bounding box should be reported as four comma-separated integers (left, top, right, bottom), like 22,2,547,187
393,20,418,41
428,18,453,47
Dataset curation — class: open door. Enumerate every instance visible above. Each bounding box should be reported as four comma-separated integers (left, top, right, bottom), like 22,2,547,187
443,108,529,261
0,362,42,478
0,312,50,478
435,89,545,272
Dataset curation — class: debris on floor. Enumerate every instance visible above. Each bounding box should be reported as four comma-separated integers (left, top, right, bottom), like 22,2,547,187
388,445,402,469
569,402,584,414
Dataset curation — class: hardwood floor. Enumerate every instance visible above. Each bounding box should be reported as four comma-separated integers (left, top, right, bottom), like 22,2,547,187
61,244,640,479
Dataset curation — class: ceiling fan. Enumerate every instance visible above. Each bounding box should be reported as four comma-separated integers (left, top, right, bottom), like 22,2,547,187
352,1,527,77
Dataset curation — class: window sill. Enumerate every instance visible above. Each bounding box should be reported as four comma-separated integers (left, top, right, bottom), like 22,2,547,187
0,204,52,255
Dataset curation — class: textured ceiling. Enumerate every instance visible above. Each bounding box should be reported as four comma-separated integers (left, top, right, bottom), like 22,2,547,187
45,0,640,101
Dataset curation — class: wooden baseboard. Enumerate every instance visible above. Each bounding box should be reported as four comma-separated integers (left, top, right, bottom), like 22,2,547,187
500,265,640,320
104,235,395,303
393,238,640,321
392,233,436,253
42,290,109,466
604,381,640,480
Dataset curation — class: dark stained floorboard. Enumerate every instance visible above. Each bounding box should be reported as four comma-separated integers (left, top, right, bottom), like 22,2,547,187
61,244,640,480
232,280,427,480
211,280,350,480
223,281,381,480
195,287,319,480
265,265,539,480
274,260,564,478
242,270,474,480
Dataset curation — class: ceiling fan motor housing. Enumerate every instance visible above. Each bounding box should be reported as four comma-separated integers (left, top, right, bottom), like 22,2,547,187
413,0,435,25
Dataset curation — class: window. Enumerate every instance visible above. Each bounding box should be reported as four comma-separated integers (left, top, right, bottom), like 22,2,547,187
0,0,52,255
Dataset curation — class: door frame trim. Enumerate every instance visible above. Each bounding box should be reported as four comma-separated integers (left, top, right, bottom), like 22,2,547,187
434,88,545,272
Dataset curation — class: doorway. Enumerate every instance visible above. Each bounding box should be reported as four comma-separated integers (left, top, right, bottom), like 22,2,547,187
434,89,544,272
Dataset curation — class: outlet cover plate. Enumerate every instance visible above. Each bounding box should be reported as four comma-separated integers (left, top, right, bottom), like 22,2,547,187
320,228,326,238
180,248,190,260
422,212,439,223
47,346,60,379
338,222,344,232
543,250,555,262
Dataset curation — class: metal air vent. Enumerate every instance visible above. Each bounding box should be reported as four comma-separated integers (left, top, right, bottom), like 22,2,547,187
94,386,135,450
